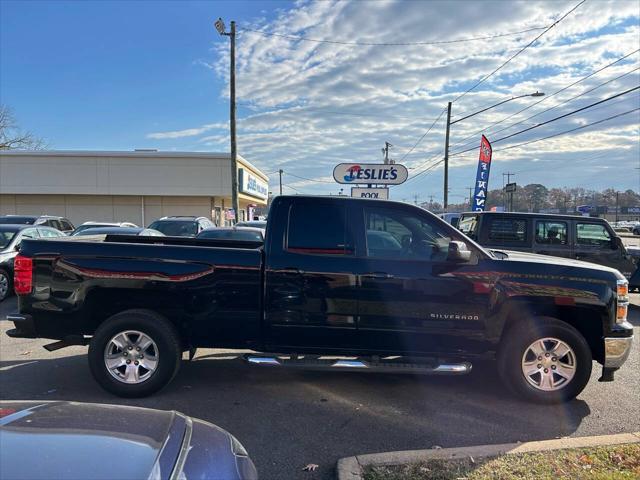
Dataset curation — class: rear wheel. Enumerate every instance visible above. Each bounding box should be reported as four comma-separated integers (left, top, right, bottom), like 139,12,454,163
498,316,592,404
0,269,11,302
88,309,181,397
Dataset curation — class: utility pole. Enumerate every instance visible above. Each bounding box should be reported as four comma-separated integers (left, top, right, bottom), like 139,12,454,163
467,187,474,210
615,191,619,222
279,169,283,196
215,18,239,223
382,142,392,164
443,102,452,211
413,193,420,205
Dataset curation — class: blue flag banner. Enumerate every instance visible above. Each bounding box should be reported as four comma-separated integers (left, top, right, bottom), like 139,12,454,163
472,135,493,211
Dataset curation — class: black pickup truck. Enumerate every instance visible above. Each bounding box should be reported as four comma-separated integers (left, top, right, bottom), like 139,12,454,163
7,196,634,403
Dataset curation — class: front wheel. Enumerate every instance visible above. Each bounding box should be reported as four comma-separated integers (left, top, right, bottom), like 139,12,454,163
498,316,592,404
88,309,181,397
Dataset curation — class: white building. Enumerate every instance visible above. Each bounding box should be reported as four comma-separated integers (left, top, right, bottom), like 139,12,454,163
0,150,269,226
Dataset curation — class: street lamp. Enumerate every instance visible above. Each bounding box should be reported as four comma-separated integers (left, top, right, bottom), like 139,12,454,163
214,17,240,224
443,91,545,210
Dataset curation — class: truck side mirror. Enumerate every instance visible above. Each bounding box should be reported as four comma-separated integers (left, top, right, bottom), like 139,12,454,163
447,241,471,262
612,236,623,251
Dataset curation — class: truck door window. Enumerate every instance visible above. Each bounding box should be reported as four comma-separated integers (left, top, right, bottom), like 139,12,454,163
287,202,352,255
364,207,452,261
576,223,612,248
488,218,527,244
535,221,568,245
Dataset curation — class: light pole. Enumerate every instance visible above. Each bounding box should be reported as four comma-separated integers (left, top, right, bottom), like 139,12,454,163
215,17,240,223
443,91,544,210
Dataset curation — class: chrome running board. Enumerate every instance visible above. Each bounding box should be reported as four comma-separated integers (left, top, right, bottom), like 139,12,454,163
244,354,471,375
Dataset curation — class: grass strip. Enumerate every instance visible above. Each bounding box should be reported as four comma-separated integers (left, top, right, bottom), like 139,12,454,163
364,443,640,480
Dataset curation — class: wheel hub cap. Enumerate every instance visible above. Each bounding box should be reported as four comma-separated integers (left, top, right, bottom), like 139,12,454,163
104,330,159,384
521,337,576,391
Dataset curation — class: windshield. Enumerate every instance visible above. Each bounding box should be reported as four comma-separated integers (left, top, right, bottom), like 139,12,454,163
0,230,17,249
198,229,263,241
148,220,198,237
0,217,35,225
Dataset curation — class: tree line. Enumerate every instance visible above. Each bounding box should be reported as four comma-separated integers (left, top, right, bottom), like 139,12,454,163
424,185,640,213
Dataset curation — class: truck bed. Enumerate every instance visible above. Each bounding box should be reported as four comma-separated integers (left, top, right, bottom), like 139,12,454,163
17,237,264,347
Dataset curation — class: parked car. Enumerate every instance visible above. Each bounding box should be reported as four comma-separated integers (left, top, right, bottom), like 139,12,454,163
148,216,215,237
458,211,640,289
236,220,267,229
0,401,257,480
72,221,138,236
0,215,75,235
634,224,640,235
7,196,633,404
74,227,164,237
0,224,65,301
197,226,265,242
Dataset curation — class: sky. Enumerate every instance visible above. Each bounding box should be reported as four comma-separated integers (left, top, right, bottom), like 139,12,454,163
1,0,639,202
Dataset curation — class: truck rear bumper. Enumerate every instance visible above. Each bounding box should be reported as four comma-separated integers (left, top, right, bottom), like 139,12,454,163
604,336,634,369
6,313,37,339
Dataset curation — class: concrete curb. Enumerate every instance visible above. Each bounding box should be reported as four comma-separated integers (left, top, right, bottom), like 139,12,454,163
336,432,640,480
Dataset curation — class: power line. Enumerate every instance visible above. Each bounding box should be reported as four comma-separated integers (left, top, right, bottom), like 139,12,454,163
239,25,549,47
286,172,335,184
492,107,639,153
486,66,639,137
399,108,447,162
450,85,639,156
405,107,638,186
237,101,426,120
452,0,587,104
448,48,640,151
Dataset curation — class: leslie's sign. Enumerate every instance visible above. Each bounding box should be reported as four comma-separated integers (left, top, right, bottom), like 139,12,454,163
333,163,408,185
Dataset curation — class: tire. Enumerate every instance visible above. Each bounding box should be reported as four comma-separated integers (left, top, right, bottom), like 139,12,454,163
497,316,592,404
0,269,11,302
88,309,181,398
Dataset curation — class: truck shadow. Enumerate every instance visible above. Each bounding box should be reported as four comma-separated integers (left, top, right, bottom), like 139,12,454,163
0,352,592,480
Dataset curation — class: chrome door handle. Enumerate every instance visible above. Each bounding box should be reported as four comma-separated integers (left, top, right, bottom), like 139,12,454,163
362,272,394,279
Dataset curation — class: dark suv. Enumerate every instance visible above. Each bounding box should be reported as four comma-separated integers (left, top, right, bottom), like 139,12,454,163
459,211,639,288
147,216,215,237
0,215,75,235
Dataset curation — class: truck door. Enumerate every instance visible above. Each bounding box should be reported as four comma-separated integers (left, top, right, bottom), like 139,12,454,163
264,199,359,350
352,202,490,355
533,219,572,258
574,221,636,279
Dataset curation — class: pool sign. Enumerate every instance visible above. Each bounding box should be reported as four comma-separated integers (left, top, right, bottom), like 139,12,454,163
351,187,389,199
333,163,408,185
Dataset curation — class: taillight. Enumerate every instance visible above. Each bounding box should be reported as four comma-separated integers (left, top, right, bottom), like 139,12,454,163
616,279,629,324
14,255,33,295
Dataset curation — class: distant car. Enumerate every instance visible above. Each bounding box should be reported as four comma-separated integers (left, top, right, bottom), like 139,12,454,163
634,225,640,235
74,227,164,237
197,226,265,242
148,216,215,237
0,224,65,301
0,401,258,480
236,220,267,229
72,221,138,236
0,215,75,234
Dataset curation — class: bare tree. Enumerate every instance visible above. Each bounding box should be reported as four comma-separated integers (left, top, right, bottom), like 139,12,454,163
0,105,47,150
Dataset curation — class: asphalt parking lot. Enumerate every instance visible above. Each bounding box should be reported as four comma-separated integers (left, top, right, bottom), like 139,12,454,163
1,296,639,480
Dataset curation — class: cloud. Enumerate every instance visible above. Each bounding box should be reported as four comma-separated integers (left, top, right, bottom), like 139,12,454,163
146,123,226,139
151,0,640,197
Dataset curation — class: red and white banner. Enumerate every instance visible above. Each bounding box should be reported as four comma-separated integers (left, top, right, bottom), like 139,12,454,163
472,135,493,211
